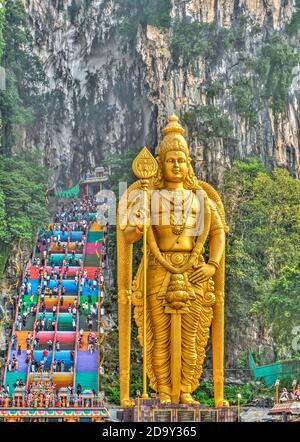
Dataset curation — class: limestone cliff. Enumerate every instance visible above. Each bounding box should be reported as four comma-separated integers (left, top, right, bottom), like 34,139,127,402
22,0,300,188
19,0,300,369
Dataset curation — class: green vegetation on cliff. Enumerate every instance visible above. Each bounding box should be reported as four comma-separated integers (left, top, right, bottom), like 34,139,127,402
223,159,300,358
231,37,299,124
0,1,5,59
251,255,300,352
171,19,241,64
182,105,233,147
0,0,47,155
0,1,49,277
255,37,299,118
286,0,300,36
231,76,256,125
170,17,298,124
116,0,171,43
0,156,49,276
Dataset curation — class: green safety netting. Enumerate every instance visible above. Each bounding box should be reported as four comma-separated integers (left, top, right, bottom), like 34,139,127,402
55,184,80,199
248,353,300,386
39,229,53,238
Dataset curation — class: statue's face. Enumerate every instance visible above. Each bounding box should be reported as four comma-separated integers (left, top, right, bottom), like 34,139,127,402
162,150,188,183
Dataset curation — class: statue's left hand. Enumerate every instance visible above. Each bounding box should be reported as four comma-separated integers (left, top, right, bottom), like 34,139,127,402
189,263,216,284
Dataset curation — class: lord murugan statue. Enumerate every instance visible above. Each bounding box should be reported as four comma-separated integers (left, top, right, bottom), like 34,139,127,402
117,115,229,407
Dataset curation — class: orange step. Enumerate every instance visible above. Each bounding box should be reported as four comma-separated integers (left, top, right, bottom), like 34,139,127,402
27,266,42,280
49,243,67,253
15,331,32,350
44,298,59,309
59,296,77,312
52,373,74,390
82,267,99,279
28,372,74,391
77,332,99,351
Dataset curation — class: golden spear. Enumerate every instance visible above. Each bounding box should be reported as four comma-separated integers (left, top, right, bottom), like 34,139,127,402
132,147,158,399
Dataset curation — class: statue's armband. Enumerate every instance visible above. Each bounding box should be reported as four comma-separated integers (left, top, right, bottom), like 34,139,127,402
118,289,132,305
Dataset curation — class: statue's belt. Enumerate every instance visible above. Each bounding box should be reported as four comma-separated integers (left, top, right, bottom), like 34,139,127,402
148,252,204,268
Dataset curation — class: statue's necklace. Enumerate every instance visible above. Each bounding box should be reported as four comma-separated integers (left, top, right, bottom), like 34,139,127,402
161,190,193,235
147,193,211,275
170,214,185,235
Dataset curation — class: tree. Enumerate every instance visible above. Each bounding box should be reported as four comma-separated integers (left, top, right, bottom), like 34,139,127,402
0,155,49,277
221,159,300,361
0,0,47,154
251,258,300,355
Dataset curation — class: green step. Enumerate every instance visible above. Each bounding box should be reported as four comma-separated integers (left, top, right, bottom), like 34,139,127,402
23,315,35,331
5,372,27,396
20,295,38,311
66,254,82,260
75,372,98,392
57,315,74,331
80,296,97,314
84,255,99,266
87,232,103,243
48,254,65,265
79,316,97,332
57,323,74,331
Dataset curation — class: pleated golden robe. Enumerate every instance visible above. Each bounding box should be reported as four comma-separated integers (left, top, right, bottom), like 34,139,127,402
131,194,224,395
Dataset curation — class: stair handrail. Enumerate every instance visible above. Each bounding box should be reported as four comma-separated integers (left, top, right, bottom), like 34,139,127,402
50,260,64,375
3,252,31,392
97,229,104,395
25,274,43,391
73,273,81,396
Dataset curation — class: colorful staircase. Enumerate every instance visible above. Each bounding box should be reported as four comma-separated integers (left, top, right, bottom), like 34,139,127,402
3,213,104,398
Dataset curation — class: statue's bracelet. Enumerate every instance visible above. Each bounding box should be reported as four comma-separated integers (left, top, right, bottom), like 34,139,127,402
135,225,144,235
207,259,220,270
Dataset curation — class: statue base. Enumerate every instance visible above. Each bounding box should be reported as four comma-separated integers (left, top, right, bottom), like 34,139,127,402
117,398,237,422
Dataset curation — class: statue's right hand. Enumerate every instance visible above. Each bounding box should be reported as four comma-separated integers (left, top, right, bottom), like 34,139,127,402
189,263,216,284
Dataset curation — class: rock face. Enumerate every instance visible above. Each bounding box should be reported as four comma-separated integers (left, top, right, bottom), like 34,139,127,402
18,0,300,371
240,406,275,422
22,0,300,187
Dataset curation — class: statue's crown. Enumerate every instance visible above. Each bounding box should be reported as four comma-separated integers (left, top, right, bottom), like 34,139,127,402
158,115,189,158
163,114,185,136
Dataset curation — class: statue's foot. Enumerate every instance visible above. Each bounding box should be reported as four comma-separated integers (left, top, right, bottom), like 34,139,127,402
159,392,171,405
121,399,135,408
216,399,230,407
180,393,200,405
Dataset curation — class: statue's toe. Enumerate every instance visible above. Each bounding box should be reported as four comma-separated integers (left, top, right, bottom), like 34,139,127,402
216,399,230,407
159,392,171,405
121,399,135,408
180,393,200,405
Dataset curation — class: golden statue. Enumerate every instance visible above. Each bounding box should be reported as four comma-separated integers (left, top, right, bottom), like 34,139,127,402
117,115,229,407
